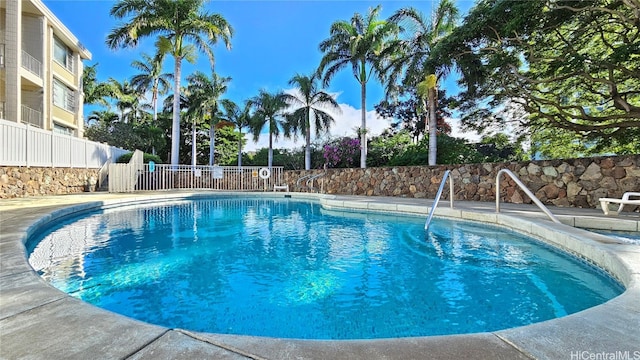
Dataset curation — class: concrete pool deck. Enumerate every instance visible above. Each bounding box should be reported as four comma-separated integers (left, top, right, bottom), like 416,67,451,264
0,191,638,359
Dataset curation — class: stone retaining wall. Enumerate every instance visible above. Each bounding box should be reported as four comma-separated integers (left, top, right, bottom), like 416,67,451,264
0,167,99,198
284,155,640,210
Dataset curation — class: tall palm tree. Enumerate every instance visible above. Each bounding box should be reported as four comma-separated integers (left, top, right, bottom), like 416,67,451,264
249,90,289,168
220,99,252,167
185,71,231,166
385,1,459,165
130,52,172,126
284,73,341,170
107,0,233,166
318,5,398,168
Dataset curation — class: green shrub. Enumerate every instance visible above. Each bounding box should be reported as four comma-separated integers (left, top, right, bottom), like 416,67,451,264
116,152,162,164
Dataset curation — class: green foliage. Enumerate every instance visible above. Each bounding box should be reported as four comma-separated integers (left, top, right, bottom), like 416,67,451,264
242,148,306,170
530,127,640,160
367,130,413,167
85,122,153,155
388,135,483,166
375,88,454,141
476,133,527,162
116,152,162,163
444,0,640,153
212,126,246,165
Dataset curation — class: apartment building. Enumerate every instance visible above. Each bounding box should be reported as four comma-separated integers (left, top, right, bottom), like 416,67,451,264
0,0,91,138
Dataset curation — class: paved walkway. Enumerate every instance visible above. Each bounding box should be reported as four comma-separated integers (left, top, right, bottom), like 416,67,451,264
1,191,639,359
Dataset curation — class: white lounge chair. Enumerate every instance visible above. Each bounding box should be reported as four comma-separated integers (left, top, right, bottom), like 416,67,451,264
273,184,289,192
599,192,640,215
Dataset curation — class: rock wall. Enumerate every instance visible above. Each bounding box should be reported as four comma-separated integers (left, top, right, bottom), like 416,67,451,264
284,155,640,210
0,167,99,198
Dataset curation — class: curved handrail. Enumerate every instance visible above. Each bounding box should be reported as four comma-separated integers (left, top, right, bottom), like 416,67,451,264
306,173,326,193
496,169,561,224
425,170,454,231
296,174,313,187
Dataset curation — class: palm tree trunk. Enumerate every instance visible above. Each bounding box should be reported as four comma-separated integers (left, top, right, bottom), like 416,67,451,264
360,82,367,169
268,131,273,169
171,56,182,166
151,85,158,156
305,112,311,170
237,129,242,167
360,81,367,169
209,113,215,166
192,121,197,167
209,125,215,166
428,87,437,166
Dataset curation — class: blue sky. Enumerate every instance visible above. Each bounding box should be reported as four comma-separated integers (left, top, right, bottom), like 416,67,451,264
44,0,477,150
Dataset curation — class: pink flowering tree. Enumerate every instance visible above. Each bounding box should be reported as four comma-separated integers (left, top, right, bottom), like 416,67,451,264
323,137,361,168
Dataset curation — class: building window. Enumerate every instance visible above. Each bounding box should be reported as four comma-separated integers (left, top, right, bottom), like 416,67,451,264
53,123,74,136
53,36,74,72
53,79,76,112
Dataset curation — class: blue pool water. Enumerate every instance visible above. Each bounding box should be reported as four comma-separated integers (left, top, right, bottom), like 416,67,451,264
27,198,623,339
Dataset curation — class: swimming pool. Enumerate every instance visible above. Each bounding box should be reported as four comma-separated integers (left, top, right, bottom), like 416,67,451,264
27,197,623,340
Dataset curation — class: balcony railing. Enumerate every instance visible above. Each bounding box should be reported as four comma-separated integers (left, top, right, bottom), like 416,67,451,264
21,50,42,77
0,102,5,119
21,105,42,128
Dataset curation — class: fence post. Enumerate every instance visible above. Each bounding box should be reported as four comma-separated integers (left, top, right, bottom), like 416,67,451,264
50,128,54,168
25,123,30,168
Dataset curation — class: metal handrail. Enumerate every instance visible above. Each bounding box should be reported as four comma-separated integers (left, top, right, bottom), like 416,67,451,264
496,169,560,224
425,170,454,230
306,173,326,193
296,174,312,186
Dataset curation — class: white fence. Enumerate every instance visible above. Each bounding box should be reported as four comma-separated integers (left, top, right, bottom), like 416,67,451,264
109,163,286,193
0,118,129,168
108,150,144,193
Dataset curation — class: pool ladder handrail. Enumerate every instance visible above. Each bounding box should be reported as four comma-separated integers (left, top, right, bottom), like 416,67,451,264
425,170,454,231
306,172,326,193
296,174,313,190
496,168,561,224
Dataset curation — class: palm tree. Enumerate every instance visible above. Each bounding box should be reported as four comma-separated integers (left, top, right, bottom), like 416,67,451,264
385,1,459,165
318,5,398,168
130,52,172,126
107,78,146,123
284,73,341,170
185,71,231,166
107,0,233,166
82,63,112,107
249,90,289,168
87,109,119,126
220,99,252,167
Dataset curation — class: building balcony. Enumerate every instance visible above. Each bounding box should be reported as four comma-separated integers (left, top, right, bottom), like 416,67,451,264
22,104,43,128
22,50,42,78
